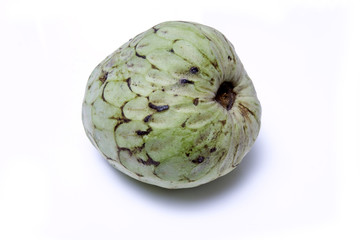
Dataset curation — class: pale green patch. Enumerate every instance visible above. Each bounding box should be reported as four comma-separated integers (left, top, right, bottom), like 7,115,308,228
136,33,173,56
129,74,155,96
123,97,153,121
91,98,121,131
93,128,118,161
103,80,136,108
115,121,147,149
146,49,192,74
145,69,177,86
85,77,103,104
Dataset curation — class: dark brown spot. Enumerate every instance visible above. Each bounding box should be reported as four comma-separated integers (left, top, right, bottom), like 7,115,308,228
193,98,199,106
151,64,159,70
215,82,236,110
169,49,174,53
99,71,108,83
153,27,159,33
126,78,132,91
133,143,146,153
111,116,131,124
192,156,205,164
136,52,146,59
228,56,232,61
190,67,199,74
135,173,144,177
210,147,216,153
137,154,160,166
181,121,186,127
186,153,190,157
136,128,152,136
212,61,219,70
220,120,227,126
101,82,109,102
148,102,169,112
118,147,132,156
144,114,152,122
180,79,194,84
238,103,256,120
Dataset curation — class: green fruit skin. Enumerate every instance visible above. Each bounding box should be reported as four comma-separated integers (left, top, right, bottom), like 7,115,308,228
82,21,261,189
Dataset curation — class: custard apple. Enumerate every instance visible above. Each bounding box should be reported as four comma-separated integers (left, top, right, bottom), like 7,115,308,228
82,21,261,189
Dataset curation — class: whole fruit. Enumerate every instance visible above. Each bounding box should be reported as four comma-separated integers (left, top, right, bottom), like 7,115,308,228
82,21,261,189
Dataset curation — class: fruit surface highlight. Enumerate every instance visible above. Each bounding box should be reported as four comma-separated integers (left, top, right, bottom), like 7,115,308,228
82,21,261,189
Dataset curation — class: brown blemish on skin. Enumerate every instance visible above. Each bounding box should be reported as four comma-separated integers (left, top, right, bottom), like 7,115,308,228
101,82,109,102
190,67,199,74
192,156,205,164
133,143,145,154
137,154,160,166
210,147,217,153
181,118,188,128
136,52,146,59
180,79,194,84
215,82,236,110
193,98,199,106
110,116,131,125
151,64,160,70
136,128,152,136
148,102,169,112
212,61,219,70
118,147,133,156
99,71,108,83
220,120,227,126
126,78,132,92
143,114,152,122
238,103,256,120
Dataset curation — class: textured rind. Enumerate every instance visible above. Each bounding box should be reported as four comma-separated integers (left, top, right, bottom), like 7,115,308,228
82,21,261,189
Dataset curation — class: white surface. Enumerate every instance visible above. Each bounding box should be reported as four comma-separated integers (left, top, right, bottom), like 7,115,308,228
0,0,359,239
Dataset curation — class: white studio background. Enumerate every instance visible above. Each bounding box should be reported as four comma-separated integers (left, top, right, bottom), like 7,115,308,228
0,0,359,239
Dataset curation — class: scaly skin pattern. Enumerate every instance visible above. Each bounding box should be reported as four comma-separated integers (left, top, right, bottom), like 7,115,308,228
82,21,261,189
